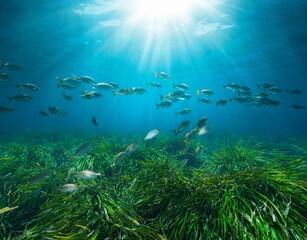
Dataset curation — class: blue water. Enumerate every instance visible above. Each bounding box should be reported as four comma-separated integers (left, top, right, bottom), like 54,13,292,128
0,0,306,136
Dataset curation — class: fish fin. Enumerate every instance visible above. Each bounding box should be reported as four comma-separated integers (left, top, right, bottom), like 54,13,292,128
155,103,159,109
6,96,12,103
159,94,164,101
196,90,200,96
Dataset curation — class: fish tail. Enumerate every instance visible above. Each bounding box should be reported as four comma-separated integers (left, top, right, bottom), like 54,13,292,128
159,94,164,101
154,72,159,78
155,103,160,109
196,90,200,96
215,101,219,107
62,112,67,117
6,96,12,103
112,91,117,96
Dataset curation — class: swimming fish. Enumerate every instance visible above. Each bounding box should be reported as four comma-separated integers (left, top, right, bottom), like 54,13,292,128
143,129,160,141
30,172,52,184
125,142,139,155
156,101,173,109
111,151,127,167
146,82,162,88
195,146,203,157
48,106,66,116
173,83,189,91
154,72,171,80
63,93,73,101
92,116,99,126
172,120,190,136
14,83,39,91
216,99,228,107
290,104,305,110
0,105,13,114
175,109,192,116
196,89,215,97
73,142,92,156
58,184,79,193
7,94,33,103
77,170,101,179
198,126,211,136
38,110,49,117
286,89,303,95
75,75,95,84
65,167,76,181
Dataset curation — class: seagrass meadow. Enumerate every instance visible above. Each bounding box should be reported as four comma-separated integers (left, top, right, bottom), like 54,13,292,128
0,131,306,240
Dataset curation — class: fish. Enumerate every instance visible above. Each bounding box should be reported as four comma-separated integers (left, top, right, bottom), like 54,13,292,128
154,72,171,80
156,100,173,109
48,106,66,116
238,91,252,97
6,94,33,103
57,77,81,87
58,184,79,193
216,99,228,107
0,105,13,114
195,146,203,157
180,140,190,153
159,93,173,101
196,89,215,97
257,83,274,90
239,86,251,92
290,104,305,110
75,76,95,84
92,116,99,126
58,83,77,91
179,159,188,168
65,167,76,181
230,97,253,103
254,93,269,99
168,166,175,179
111,151,127,167
172,91,186,98
176,94,191,101
146,82,162,88
266,87,282,94
81,92,95,100
173,83,190,90
286,89,303,95
143,129,160,141
224,83,241,91
73,142,92,156
63,93,73,101
257,97,281,107
130,87,146,95
108,82,119,89
3,62,22,70
183,128,199,140
30,172,52,184
113,88,131,96
198,98,212,104
172,120,190,136
125,142,139,155
195,117,208,129
38,110,49,117
92,82,114,91
77,170,101,179
175,109,192,116
0,73,12,80
198,126,211,136
14,83,39,91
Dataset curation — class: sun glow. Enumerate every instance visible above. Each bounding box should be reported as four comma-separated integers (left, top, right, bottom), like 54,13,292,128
135,0,196,19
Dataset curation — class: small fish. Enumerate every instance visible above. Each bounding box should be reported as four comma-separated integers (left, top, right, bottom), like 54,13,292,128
257,83,274,90
253,93,269,99
156,100,173,109
154,72,171,80
146,82,162,88
15,83,39,91
59,83,77,90
176,93,191,101
173,83,190,90
75,76,95,84
196,89,215,97
63,93,73,101
266,87,282,94
172,91,186,98
73,142,92,156
7,94,32,103
58,184,79,193
3,62,22,70
183,128,199,140
125,142,139,155
80,91,102,98
130,87,146,95
195,146,203,157
57,77,81,87
77,170,101,179
290,104,305,110
111,151,127,167
168,166,175,179
113,88,131,96
216,99,228,107
38,110,49,117
65,167,76,181
239,86,251,92
81,92,95,100
92,116,99,126
179,159,188,168
143,129,160,141
0,105,13,114
48,106,66,116
0,73,12,80
224,83,241,91
92,82,114,91
175,109,192,116
286,89,303,95
172,120,190,136
30,172,52,184
180,140,190,153
198,126,211,136
195,117,208,129
198,98,212,104
108,82,119,89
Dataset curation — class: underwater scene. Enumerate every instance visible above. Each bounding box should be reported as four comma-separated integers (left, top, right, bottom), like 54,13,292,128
0,0,306,239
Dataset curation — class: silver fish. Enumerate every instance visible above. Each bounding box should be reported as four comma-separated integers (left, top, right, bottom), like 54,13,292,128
30,172,51,184
58,184,79,193
63,93,73,101
198,126,211,136
77,170,101,179
6,94,32,103
73,142,92,156
92,82,114,91
111,151,127,167
125,142,139,155
156,101,173,109
179,159,188,168
48,106,66,116
143,129,160,141
173,83,189,90
65,167,76,181
15,83,39,91
75,76,95,84
173,120,190,136
38,110,49,117
175,109,192,116
154,72,171,80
